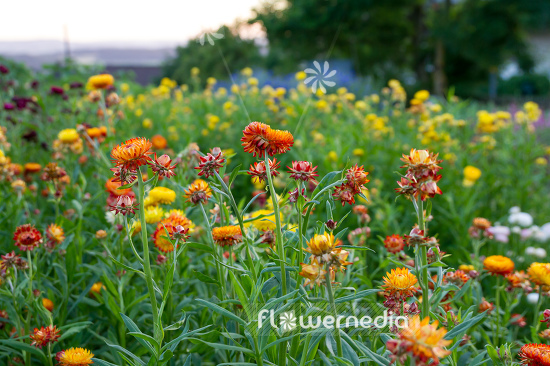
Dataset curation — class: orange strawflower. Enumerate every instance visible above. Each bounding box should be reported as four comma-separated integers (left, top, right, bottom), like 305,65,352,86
110,137,153,170
105,177,132,196
151,134,167,149
212,226,242,247
184,179,212,205
382,267,418,299
88,73,114,89
399,316,451,364
483,255,515,276
241,122,293,158
13,224,43,251
24,162,42,174
518,343,550,366
472,217,491,230
90,282,104,295
46,224,65,249
384,235,405,254
57,347,94,366
153,212,193,252
42,298,54,312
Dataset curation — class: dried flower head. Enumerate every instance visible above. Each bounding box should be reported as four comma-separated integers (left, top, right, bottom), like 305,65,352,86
247,158,281,183
13,224,43,251
382,267,418,300
57,347,94,366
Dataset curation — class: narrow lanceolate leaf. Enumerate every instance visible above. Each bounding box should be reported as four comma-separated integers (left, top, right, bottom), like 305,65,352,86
188,338,255,355
196,299,248,327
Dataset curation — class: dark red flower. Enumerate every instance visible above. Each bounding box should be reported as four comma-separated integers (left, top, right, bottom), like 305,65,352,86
287,161,318,182
247,158,281,183
195,151,225,178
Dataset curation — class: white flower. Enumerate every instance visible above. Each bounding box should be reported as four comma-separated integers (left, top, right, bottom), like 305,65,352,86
303,61,337,93
535,248,547,258
488,226,511,243
527,292,539,304
511,226,521,234
198,31,224,46
526,246,536,255
509,206,521,214
105,211,118,225
508,212,533,227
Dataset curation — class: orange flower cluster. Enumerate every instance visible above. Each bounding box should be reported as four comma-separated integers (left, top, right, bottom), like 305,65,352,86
332,164,369,206
396,148,443,201
45,224,65,250
110,137,177,184
241,122,293,158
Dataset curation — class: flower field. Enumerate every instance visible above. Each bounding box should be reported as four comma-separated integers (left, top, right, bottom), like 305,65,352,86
1,63,550,366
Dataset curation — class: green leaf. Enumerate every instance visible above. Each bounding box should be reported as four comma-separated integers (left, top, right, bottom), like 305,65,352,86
91,359,120,366
196,299,247,327
193,270,220,286
0,340,48,364
188,338,254,355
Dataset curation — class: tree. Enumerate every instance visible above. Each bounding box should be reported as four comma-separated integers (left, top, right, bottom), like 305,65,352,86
162,25,262,85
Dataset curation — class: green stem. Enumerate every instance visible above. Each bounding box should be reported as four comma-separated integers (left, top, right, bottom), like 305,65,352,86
325,263,343,358
137,169,161,345
199,203,226,298
263,154,287,366
494,276,502,346
416,198,430,319
534,286,543,333
213,171,258,283
263,154,287,296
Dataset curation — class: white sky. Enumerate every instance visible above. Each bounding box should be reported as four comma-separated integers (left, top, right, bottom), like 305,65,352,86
0,0,264,44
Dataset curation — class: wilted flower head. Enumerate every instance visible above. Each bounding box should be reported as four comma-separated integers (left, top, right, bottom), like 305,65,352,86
299,259,327,288
45,224,65,249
